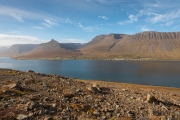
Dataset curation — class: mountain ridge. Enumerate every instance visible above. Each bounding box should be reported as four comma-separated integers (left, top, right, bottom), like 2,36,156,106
2,31,180,60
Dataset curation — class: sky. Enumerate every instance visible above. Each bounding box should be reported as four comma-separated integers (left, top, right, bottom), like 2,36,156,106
1,0,180,46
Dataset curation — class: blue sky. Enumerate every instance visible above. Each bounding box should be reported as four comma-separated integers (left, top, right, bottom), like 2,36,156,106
1,0,180,46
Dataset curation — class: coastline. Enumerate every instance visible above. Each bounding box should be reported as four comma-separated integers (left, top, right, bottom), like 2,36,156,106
0,68,180,119
11,56,180,62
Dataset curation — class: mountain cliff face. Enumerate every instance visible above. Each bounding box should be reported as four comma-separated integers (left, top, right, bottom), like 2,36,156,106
80,32,180,60
109,32,180,59
60,43,84,50
17,40,82,59
81,34,126,52
80,34,126,59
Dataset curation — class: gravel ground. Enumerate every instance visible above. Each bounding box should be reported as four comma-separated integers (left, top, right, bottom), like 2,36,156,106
0,68,180,120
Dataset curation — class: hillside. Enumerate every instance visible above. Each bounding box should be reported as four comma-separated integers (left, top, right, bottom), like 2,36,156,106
80,32,180,60
80,34,126,59
0,44,38,57
109,32,180,59
16,39,82,59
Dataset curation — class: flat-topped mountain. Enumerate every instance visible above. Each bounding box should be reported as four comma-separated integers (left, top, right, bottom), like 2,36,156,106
109,32,180,59
79,31,180,60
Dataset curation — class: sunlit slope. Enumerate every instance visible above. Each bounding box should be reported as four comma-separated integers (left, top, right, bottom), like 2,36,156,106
109,32,180,59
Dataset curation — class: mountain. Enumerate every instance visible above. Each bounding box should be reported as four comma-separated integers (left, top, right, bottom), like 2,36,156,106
3,31,180,60
0,44,38,57
109,32,180,59
81,34,126,52
60,43,85,50
0,46,8,54
16,39,82,59
80,32,180,60
80,34,126,59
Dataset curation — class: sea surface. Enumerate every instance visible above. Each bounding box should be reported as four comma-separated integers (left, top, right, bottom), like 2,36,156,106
0,57,180,88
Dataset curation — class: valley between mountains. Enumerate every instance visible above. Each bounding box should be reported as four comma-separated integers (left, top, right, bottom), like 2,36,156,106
1,31,180,60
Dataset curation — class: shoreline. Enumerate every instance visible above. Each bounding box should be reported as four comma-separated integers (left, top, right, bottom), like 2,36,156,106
2,56,180,62
79,79,180,93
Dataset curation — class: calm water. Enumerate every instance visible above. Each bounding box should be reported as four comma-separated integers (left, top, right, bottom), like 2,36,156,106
0,57,180,88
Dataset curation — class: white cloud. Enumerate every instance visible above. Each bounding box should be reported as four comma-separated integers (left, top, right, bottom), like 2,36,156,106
165,21,174,26
42,19,58,27
32,26,45,30
9,13,23,22
129,14,138,22
65,18,73,24
141,27,153,31
8,30,21,34
78,23,83,28
0,5,40,20
119,7,180,26
0,5,71,24
0,34,45,46
78,23,99,32
98,16,108,20
140,0,180,10
149,10,180,24
60,38,87,43
118,14,138,25
173,24,180,29
95,0,126,4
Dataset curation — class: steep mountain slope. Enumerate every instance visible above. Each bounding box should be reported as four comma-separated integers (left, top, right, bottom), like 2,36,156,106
17,40,82,59
81,34,126,52
80,34,126,58
0,44,38,57
110,32,180,59
80,32,180,60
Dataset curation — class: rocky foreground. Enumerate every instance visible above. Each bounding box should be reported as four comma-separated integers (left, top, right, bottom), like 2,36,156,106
0,69,180,120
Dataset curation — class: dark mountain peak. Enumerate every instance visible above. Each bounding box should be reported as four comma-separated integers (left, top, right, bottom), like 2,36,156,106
50,39,56,42
60,43,84,50
91,33,126,42
36,40,61,50
112,34,127,39
48,39,59,43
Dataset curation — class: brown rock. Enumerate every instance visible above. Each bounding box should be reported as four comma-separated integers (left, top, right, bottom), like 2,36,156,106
87,86,99,93
146,94,158,103
16,114,28,120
